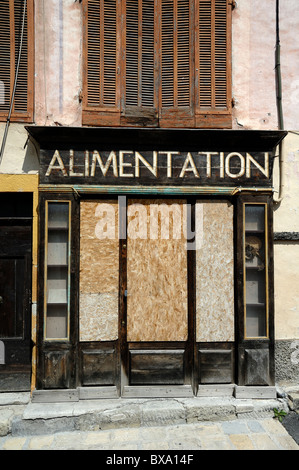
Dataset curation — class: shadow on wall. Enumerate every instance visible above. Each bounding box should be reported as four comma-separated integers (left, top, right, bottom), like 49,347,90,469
22,137,39,173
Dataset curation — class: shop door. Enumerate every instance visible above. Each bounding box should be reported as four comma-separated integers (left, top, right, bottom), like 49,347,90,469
122,199,194,394
0,223,32,391
79,198,194,394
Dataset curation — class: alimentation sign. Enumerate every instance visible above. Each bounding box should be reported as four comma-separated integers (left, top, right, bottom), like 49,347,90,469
40,148,271,187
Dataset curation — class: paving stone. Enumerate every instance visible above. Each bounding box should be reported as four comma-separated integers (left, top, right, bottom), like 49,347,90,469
2,436,27,450
221,420,249,435
250,433,278,450
28,435,54,450
229,434,255,450
246,420,266,433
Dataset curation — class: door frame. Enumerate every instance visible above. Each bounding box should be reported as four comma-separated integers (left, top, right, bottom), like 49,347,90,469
119,196,196,397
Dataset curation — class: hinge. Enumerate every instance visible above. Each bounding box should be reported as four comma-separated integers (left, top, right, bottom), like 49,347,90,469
78,90,83,103
229,0,236,9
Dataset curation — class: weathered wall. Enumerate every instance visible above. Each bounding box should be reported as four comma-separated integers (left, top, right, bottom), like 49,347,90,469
34,0,82,127
273,133,299,341
0,123,39,174
232,0,299,131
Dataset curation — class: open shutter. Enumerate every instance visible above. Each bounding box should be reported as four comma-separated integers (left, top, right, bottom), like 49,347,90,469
159,0,194,127
121,0,158,126
195,0,232,128
83,0,120,126
0,0,34,122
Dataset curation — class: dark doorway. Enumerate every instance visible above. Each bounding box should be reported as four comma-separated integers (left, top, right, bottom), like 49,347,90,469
0,193,32,391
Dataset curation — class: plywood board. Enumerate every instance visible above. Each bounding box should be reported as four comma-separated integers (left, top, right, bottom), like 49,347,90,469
127,199,188,342
196,201,234,342
80,201,119,341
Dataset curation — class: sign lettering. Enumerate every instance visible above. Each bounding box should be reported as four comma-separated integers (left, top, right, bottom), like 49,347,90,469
42,149,270,186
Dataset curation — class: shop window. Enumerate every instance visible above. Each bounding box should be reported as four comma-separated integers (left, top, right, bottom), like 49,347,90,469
82,0,232,128
0,0,34,123
244,204,268,338
44,202,71,340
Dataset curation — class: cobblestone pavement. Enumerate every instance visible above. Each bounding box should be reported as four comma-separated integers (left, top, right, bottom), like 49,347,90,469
0,418,298,451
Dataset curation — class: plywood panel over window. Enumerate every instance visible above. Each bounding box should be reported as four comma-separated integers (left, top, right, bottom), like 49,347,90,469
82,0,232,128
127,199,188,342
80,201,119,342
196,200,234,342
0,0,34,122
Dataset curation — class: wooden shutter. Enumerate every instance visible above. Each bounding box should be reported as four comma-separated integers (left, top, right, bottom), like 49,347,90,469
83,0,120,126
159,0,194,127
121,0,158,126
0,0,34,122
83,0,232,128
195,0,232,128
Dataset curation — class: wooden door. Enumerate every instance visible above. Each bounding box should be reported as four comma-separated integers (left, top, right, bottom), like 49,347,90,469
122,198,194,395
0,223,32,391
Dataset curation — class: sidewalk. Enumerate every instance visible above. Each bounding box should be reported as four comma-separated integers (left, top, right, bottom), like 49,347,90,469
0,389,298,451
0,418,298,450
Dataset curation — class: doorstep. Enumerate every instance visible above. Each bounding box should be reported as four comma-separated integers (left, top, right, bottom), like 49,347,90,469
30,384,277,403
0,386,288,437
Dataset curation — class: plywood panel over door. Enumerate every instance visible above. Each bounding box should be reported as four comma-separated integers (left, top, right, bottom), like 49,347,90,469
127,199,188,342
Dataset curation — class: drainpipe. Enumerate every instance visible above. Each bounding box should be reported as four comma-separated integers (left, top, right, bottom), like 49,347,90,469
274,0,285,204
0,0,27,165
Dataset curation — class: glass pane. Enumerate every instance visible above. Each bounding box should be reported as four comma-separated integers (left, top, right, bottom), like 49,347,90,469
47,231,68,266
46,305,68,339
246,305,267,337
245,233,265,269
47,267,68,304
48,203,69,228
245,205,265,231
45,202,70,340
245,270,266,304
244,204,268,338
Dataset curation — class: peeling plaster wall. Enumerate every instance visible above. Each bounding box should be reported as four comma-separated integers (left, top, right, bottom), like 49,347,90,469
34,0,82,127
232,0,299,131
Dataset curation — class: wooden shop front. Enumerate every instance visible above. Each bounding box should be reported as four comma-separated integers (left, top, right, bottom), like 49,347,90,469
27,126,286,398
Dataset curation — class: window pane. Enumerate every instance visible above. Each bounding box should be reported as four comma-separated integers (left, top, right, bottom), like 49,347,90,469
244,204,267,338
45,202,70,340
245,205,265,231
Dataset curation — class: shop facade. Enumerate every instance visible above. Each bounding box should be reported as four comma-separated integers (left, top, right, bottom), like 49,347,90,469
26,126,286,399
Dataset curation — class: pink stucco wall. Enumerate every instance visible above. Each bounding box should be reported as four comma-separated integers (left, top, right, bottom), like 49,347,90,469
34,0,298,131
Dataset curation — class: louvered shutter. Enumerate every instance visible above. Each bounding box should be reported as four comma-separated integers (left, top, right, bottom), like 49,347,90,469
195,0,231,127
83,0,120,125
0,0,34,122
121,0,157,126
83,0,232,128
159,0,194,127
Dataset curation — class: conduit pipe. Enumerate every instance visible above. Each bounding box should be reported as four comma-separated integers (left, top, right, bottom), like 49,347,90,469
274,0,285,203
0,0,27,165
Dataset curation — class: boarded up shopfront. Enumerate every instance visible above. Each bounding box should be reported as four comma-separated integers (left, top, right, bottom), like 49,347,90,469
27,126,286,398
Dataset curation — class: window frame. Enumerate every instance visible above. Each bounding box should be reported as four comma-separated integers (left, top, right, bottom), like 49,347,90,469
0,0,34,123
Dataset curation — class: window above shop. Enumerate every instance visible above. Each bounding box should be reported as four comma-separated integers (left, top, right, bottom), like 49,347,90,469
0,0,34,123
82,0,233,128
